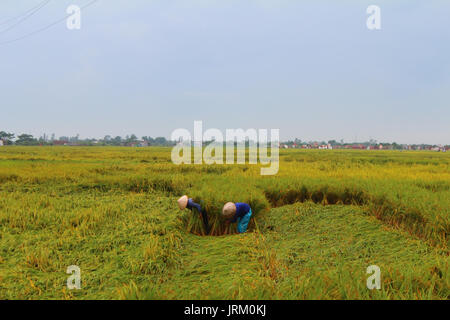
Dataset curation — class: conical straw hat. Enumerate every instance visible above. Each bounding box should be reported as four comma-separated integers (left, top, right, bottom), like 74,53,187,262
177,195,188,210
222,202,236,218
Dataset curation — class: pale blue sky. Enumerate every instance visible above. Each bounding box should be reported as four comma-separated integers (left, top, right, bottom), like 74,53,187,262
1,0,449,144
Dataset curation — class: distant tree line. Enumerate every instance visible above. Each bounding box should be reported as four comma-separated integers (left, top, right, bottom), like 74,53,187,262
0,131,175,147
0,131,448,150
278,138,449,151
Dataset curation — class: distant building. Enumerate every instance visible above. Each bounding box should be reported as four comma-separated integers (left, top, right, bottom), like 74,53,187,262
53,140,69,146
0,140,4,146
433,145,446,152
128,140,148,147
139,141,148,147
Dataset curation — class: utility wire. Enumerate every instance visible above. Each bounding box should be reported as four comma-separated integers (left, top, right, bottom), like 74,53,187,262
0,0,99,46
0,0,51,36
0,0,51,26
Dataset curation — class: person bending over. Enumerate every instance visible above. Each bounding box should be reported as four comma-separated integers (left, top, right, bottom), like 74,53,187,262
177,195,209,234
222,202,252,233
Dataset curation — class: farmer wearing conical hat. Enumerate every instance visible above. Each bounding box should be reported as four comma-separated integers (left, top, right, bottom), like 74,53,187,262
222,202,252,233
178,195,210,234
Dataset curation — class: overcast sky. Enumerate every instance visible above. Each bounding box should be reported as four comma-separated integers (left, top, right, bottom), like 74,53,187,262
1,0,449,144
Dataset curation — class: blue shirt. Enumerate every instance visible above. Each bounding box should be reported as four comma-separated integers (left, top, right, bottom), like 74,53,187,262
187,198,203,214
231,202,251,223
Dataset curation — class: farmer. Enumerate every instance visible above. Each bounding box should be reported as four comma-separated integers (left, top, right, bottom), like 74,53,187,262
177,195,210,234
222,202,252,233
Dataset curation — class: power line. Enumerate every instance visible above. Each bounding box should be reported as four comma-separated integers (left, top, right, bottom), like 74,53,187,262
0,0,50,26
0,0,51,36
0,0,99,46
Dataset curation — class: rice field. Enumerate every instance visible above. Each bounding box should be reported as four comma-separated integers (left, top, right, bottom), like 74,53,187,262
0,146,448,299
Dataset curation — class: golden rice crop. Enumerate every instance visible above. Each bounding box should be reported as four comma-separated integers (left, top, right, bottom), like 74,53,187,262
0,146,448,299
